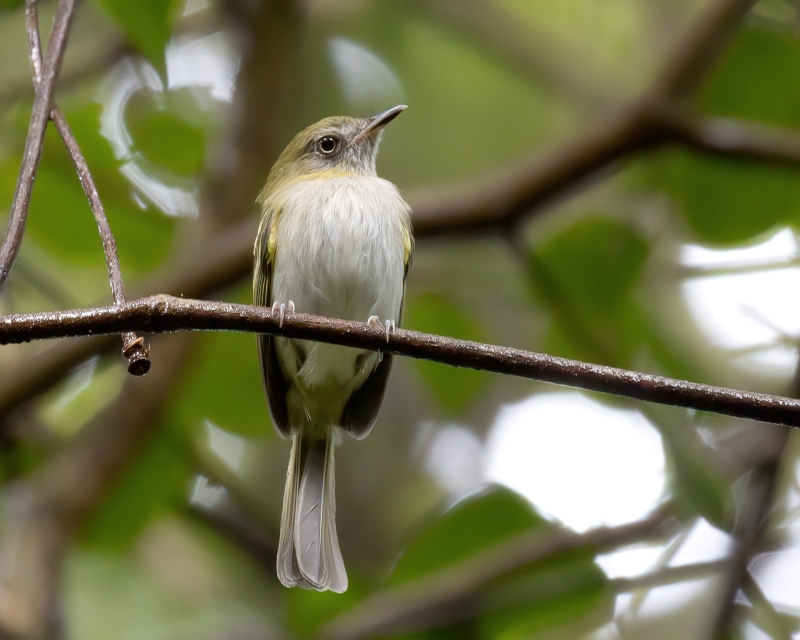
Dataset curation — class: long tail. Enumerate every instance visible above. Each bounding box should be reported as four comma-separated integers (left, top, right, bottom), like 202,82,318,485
276,431,347,593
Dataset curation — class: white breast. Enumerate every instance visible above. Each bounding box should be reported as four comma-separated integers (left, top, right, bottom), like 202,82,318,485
271,175,407,323
270,175,408,395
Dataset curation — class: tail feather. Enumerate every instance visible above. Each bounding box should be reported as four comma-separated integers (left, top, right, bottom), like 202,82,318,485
276,431,302,588
277,432,348,593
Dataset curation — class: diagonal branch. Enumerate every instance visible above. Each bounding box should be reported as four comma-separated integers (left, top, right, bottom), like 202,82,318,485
319,506,673,640
0,0,76,288
3,295,800,428
412,0,758,236
24,0,150,375
651,0,756,100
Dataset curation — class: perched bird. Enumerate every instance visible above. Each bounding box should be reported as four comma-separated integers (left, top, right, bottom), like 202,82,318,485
253,106,413,593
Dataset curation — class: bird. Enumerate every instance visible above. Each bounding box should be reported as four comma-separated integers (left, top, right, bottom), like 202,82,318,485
253,105,413,593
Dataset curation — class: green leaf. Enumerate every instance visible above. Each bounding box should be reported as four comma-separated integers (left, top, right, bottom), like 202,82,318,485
390,486,613,638
0,102,176,274
644,405,732,529
536,217,649,318
286,579,370,637
126,90,208,178
169,285,272,437
530,216,649,367
81,426,191,550
697,25,800,128
391,485,546,585
0,0,24,10
403,293,490,413
652,148,800,244
92,0,178,69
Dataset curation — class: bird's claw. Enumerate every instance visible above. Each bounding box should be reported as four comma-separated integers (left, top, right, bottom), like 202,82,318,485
384,319,395,343
368,316,395,343
271,300,295,328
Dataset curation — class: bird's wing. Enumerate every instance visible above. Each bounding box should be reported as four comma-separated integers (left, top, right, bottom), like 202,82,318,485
340,217,414,439
254,202,291,437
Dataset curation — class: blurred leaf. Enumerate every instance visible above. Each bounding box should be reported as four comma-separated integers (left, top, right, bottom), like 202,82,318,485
697,25,800,128
129,110,205,177
0,102,176,274
0,0,23,10
91,0,178,69
391,485,546,585
652,149,800,244
286,579,370,637
531,216,649,367
81,426,191,550
644,405,732,529
39,358,126,438
536,216,648,317
404,293,490,413
170,285,271,437
390,486,613,638
126,90,208,178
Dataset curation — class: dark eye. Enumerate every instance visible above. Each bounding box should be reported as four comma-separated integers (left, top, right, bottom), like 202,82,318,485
317,136,339,155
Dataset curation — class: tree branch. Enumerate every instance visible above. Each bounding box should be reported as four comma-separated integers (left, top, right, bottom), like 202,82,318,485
2,295,800,428
666,111,800,167
0,0,76,288
319,506,673,640
609,560,728,594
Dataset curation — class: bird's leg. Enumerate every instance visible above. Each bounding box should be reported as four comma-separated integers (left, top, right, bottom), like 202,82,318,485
367,316,395,343
271,300,295,328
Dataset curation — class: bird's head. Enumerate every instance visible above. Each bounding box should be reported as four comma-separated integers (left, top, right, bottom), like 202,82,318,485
263,105,406,192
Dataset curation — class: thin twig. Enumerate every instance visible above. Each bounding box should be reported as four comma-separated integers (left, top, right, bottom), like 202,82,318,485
25,0,150,375
3,295,800,427
319,506,673,640
609,560,728,594
0,0,76,288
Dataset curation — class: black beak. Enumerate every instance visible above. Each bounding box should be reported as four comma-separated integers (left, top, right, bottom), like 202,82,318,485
357,105,407,141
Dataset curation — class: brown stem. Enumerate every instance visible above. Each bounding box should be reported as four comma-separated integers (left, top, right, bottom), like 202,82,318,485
25,0,150,376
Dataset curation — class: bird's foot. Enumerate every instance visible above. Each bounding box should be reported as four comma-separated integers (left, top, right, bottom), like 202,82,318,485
368,316,395,343
271,300,295,327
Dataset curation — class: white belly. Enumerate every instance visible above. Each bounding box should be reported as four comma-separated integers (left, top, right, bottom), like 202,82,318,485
270,176,407,402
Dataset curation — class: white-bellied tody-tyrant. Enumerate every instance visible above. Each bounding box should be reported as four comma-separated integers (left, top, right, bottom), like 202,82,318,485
253,106,413,593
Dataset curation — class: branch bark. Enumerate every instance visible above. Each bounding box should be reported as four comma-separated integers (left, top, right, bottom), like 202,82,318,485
2,295,800,428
